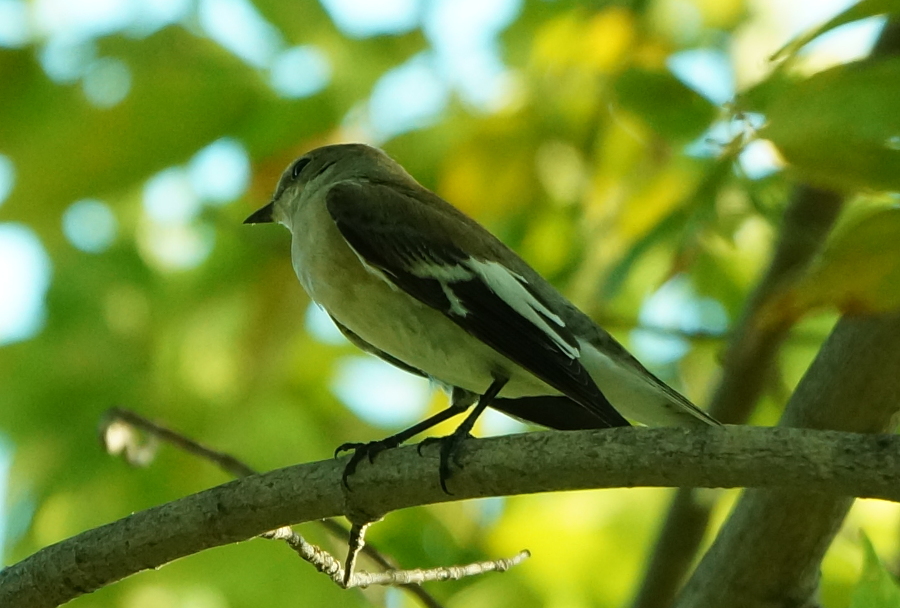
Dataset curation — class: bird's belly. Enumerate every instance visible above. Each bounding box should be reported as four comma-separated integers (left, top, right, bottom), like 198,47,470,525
326,276,552,397
291,229,552,398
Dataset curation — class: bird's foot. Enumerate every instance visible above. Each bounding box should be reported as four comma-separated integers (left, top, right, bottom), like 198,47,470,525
335,438,401,490
417,430,475,494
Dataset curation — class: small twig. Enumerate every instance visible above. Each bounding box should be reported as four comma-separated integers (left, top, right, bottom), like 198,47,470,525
268,526,530,589
102,408,416,583
347,550,531,588
100,407,447,608
344,523,370,587
264,527,344,580
100,407,526,608
314,518,406,575
101,407,255,477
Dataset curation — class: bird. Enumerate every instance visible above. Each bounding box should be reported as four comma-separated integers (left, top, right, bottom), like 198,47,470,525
245,143,719,491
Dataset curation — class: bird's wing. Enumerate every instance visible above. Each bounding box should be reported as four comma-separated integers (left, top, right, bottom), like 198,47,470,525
333,313,624,429
492,395,624,430
325,180,629,428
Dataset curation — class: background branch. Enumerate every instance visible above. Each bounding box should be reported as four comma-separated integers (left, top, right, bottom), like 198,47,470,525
102,407,447,608
661,21,900,607
631,185,844,608
633,19,900,603
4,425,900,608
674,311,900,607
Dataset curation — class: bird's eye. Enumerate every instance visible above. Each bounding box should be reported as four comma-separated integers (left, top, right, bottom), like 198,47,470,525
291,158,311,179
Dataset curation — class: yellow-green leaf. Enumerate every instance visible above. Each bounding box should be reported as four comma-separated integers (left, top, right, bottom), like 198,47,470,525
766,206,900,324
615,67,718,143
770,0,900,62
849,533,900,608
763,59,900,192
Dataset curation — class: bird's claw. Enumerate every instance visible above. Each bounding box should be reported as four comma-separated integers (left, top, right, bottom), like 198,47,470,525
417,432,474,494
336,439,396,490
335,441,367,459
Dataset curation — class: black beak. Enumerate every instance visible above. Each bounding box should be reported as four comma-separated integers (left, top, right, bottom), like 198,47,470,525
244,202,275,225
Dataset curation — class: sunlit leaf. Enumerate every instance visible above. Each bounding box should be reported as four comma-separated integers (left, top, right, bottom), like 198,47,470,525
615,67,718,142
848,533,900,608
602,156,731,299
763,205,900,325
770,0,900,62
763,58,900,192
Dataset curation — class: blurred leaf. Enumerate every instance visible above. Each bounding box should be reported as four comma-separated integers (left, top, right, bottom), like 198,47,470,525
736,67,794,115
603,155,731,299
252,0,337,40
763,58,900,192
243,0,428,157
770,0,900,62
614,67,718,142
528,7,636,73
603,205,689,298
849,533,900,608
762,205,900,325
1,28,264,230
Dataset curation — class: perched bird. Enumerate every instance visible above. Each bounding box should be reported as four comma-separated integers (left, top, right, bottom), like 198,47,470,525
245,143,718,489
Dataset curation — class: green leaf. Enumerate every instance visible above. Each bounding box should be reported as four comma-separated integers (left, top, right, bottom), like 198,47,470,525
602,155,731,300
762,58,900,192
736,67,794,115
0,27,264,231
761,205,900,326
771,0,900,62
805,204,900,313
849,533,900,608
614,67,718,142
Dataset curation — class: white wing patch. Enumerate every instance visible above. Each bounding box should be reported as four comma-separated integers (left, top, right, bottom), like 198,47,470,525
361,250,579,360
467,259,579,359
440,282,468,315
408,261,473,282
409,260,472,315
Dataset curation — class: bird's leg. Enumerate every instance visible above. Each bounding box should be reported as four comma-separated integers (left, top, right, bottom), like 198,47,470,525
336,394,473,489
433,374,509,494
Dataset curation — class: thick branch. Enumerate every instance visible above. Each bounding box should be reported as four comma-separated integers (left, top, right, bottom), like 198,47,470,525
674,311,900,608
631,185,844,608
4,426,900,608
707,185,844,424
634,21,900,607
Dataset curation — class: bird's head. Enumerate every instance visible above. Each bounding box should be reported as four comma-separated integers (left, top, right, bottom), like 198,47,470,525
243,143,410,229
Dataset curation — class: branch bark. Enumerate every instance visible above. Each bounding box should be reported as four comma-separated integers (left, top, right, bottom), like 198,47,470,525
4,425,900,608
631,185,844,608
674,311,900,608
634,20,900,608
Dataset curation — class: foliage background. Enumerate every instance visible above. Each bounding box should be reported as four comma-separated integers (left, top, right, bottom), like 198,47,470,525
2,0,900,606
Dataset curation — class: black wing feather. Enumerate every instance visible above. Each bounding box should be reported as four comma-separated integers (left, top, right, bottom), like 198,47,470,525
492,396,627,430
333,314,625,430
326,181,629,428
444,276,628,427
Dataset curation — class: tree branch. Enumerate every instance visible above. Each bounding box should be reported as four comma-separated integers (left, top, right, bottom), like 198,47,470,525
631,185,844,608
4,425,900,608
633,19,900,608
102,407,449,608
674,311,900,608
